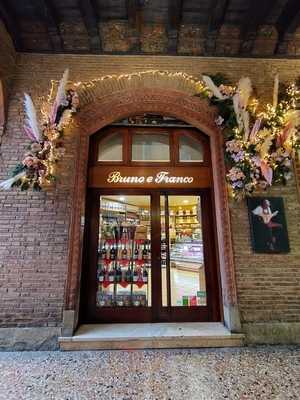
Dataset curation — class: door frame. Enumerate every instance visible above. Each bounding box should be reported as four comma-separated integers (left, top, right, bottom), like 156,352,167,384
80,187,221,324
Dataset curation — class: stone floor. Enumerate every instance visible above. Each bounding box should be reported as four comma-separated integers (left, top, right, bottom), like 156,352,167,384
0,346,299,400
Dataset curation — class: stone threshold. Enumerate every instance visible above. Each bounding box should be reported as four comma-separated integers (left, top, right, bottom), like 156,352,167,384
59,322,245,350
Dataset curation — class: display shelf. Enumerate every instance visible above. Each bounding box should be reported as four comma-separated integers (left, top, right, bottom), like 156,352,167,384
175,223,199,225
175,214,198,218
170,240,203,263
98,280,148,288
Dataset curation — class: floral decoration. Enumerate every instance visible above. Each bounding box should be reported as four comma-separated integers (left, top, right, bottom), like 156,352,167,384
199,73,300,200
0,69,79,191
0,69,299,200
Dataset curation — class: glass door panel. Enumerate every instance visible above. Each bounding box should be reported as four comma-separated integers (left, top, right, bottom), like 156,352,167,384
96,195,151,308
160,195,207,308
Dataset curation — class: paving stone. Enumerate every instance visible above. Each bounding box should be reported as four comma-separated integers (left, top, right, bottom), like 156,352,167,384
0,346,299,400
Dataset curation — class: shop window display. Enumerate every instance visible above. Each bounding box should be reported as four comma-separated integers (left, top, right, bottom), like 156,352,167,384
96,196,151,308
161,196,207,308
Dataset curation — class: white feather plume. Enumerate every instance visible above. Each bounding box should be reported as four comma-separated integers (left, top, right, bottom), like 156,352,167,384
233,93,243,132
273,74,279,109
50,69,69,123
241,109,250,140
202,75,226,100
24,93,42,142
237,77,252,109
0,171,27,190
249,118,262,143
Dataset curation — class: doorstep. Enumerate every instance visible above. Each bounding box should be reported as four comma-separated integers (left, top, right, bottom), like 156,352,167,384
59,322,245,350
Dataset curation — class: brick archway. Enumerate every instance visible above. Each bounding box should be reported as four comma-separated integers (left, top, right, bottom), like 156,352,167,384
62,87,241,335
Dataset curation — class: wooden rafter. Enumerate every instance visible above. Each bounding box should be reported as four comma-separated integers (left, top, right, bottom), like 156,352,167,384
127,0,142,52
0,0,21,50
40,0,63,52
205,0,229,54
78,0,102,53
276,0,300,54
240,0,275,54
127,0,139,28
167,0,182,54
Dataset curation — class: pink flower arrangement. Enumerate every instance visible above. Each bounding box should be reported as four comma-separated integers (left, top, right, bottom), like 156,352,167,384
202,73,300,199
0,69,79,191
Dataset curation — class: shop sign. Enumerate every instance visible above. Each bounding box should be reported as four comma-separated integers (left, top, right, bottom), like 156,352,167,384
107,171,194,185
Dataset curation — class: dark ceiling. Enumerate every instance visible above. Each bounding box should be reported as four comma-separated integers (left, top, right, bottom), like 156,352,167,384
1,0,300,57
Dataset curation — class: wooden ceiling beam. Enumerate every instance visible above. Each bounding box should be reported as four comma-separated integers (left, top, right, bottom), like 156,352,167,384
127,0,142,52
276,0,300,54
239,0,275,54
0,0,21,51
127,0,139,28
167,0,183,54
78,0,102,53
39,0,63,52
205,0,229,54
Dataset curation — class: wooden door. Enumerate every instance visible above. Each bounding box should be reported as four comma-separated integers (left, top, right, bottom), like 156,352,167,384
80,189,220,323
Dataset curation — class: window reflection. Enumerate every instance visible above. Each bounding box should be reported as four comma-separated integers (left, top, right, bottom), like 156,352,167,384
98,132,123,161
132,133,170,162
179,135,203,162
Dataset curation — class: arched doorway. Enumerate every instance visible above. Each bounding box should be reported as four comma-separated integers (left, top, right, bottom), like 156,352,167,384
62,86,241,335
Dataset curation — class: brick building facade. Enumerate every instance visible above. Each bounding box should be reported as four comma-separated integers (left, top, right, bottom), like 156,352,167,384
0,21,300,349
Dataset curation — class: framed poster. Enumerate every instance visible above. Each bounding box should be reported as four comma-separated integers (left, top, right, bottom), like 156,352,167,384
247,197,290,253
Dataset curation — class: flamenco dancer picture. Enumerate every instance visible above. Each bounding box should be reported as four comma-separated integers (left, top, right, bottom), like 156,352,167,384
250,198,289,253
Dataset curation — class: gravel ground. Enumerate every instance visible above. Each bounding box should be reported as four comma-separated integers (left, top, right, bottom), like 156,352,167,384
0,346,299,400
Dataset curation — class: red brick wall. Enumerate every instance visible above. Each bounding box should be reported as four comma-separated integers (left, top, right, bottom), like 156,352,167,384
0,53,300,330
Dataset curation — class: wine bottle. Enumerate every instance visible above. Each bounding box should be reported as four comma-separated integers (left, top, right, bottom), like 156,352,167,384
116,266,122,283
101,242,107,260
108,268,115,282
98,266,105,283
142,268,148,283
142,242,148,260
133,243,139,260
110,243,116,260
133,267,138,282
121,243,128,260
125,266,132,283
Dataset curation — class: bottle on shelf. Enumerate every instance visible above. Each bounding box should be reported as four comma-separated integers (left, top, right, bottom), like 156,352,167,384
125,266,132,283
161,239,167,253
142,268,148,283
142,241,148,260
133,266,138,282
110,243,117,261
101,242,107,260
98,265,105,283
121,242,128,260
115,266,122,283
108,268,115,282
133,243,139,261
